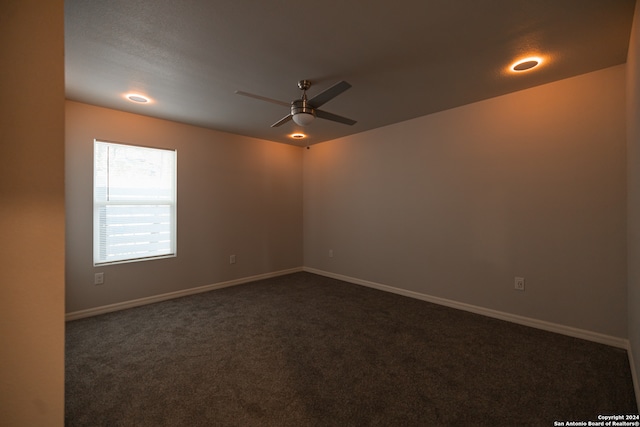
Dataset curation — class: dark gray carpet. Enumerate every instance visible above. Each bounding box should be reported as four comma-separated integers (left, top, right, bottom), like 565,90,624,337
65,272,638,426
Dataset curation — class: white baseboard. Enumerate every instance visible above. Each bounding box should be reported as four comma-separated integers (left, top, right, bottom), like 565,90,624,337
65,267,303,321
304,267,630,350
66,265,630,351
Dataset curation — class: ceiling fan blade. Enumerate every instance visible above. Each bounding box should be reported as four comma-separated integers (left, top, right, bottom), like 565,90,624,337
271,114,293,127
308,81,352,108
315,109,357,125
235,90,290,107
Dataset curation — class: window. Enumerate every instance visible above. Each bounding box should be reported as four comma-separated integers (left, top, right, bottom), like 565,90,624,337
94,140,177,265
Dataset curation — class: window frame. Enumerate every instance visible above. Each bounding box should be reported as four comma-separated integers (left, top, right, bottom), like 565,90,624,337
93,139,177,266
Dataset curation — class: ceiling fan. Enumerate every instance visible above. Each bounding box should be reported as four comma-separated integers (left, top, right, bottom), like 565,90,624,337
235,80,356,127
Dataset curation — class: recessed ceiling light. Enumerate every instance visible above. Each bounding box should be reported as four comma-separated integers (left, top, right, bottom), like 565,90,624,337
290,133,306,139
510,57,543,72
125,93,151,103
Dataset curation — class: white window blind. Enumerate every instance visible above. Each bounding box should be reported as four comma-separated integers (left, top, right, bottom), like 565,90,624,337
94,140,177,265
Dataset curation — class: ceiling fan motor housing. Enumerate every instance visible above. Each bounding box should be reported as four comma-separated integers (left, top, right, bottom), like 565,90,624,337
291,99,315,117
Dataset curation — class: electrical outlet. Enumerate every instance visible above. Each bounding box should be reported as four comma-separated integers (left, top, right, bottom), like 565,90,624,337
329,249,333,258
229,254,236,264
514,276,525,291
94,272,104,285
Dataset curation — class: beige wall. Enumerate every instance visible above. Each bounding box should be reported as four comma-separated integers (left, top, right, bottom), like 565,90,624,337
65,102,303,312
627,0,640,406
0,1,65,425
304,65,627,338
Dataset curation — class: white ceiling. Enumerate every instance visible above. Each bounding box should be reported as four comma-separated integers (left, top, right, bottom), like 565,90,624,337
65,0,636,146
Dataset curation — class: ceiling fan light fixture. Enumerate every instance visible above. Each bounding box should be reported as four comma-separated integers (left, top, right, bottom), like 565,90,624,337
292,112,315,126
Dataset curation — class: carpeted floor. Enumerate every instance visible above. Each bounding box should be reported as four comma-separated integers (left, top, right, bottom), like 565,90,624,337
65,272,638,426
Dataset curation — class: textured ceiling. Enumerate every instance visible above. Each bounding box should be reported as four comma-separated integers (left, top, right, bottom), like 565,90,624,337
65,0,636,146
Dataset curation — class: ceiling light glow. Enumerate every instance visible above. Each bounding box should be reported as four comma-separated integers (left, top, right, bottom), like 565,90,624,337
125,93,151,103
290,133,306,139
510,56,543,72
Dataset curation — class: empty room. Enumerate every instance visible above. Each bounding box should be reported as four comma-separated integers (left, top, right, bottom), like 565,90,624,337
3,0,640,425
